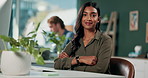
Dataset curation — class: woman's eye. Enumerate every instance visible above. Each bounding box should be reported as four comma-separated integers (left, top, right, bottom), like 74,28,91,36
83,14,87,16
91,14,96,17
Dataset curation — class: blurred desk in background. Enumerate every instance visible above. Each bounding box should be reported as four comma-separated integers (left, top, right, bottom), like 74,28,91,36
32,60,54,68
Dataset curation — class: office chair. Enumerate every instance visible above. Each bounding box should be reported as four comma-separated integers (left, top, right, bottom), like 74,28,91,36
109,57,135,78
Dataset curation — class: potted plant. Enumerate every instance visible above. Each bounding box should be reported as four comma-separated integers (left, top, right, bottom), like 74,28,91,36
0,24,45,76
42,30,66,55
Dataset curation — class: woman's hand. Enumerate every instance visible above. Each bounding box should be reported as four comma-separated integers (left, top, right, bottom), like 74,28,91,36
79,56,97,65
58,52,69,58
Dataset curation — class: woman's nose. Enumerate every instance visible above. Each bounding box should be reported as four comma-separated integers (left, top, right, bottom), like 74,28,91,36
87,15,92,20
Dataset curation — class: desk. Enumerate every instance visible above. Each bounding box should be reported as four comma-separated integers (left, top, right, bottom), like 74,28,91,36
0,66,125,78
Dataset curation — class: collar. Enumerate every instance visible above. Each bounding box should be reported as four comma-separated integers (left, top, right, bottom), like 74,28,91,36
63,29,69,35
94,30,102,40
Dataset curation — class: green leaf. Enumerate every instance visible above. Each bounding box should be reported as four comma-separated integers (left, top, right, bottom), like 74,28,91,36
10,38,20,46
27,31,36,36
50,39,59,44
30,40,35,47
19,38,29,47
35,22,41,31
10,46,20,52
35,55,45,65
31,34,37,39
40,48,50,53
42,30,47,35
0,35,11,42
32,49,39,57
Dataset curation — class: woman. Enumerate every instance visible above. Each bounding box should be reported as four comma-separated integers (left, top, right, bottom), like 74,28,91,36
54,2,112,73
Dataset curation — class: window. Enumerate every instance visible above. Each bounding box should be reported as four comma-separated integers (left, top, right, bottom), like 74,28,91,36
11,0,77,46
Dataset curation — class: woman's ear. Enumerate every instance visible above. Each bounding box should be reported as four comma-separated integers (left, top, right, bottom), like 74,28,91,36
98,16,101,22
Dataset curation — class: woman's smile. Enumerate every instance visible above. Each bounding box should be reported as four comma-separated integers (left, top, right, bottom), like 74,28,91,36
85,22,93,26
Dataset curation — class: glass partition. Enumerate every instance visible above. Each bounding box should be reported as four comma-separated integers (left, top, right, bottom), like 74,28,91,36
10,0,77,61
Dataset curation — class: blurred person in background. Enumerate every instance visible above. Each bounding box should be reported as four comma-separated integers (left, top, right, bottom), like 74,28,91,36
47,16,74,51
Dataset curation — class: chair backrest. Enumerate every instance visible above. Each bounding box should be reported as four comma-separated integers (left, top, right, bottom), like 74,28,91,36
109,57,135,78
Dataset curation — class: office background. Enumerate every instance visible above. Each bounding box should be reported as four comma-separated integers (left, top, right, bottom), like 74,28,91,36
78,0,148,57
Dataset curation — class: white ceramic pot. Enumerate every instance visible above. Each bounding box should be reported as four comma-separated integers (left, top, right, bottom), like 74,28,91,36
1,51,31,76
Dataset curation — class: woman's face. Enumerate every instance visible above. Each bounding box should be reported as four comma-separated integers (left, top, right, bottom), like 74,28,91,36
82,6,100,30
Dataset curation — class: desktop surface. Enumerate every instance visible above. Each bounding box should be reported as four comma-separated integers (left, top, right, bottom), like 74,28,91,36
0,66,125,78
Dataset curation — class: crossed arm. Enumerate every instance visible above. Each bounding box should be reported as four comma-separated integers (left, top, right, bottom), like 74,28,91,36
54,37,112,73
58,52,97,66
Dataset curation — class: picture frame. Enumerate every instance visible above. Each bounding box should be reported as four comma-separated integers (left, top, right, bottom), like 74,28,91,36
129,11,139,31
146,23,148,43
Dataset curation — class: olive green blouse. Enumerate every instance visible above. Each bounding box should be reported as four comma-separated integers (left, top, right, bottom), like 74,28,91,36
54,30,112,73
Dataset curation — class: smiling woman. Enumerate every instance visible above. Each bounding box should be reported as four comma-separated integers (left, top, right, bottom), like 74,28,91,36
54,2,112,73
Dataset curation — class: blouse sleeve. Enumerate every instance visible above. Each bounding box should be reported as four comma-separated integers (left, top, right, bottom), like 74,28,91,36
84,37,112,73
54,41,74,70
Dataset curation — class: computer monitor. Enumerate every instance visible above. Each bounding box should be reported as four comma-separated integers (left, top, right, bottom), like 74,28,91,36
0,0,12,50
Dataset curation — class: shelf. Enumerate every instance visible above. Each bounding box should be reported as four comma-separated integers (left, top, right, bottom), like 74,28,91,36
102,12,117,56
101,21,109,24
